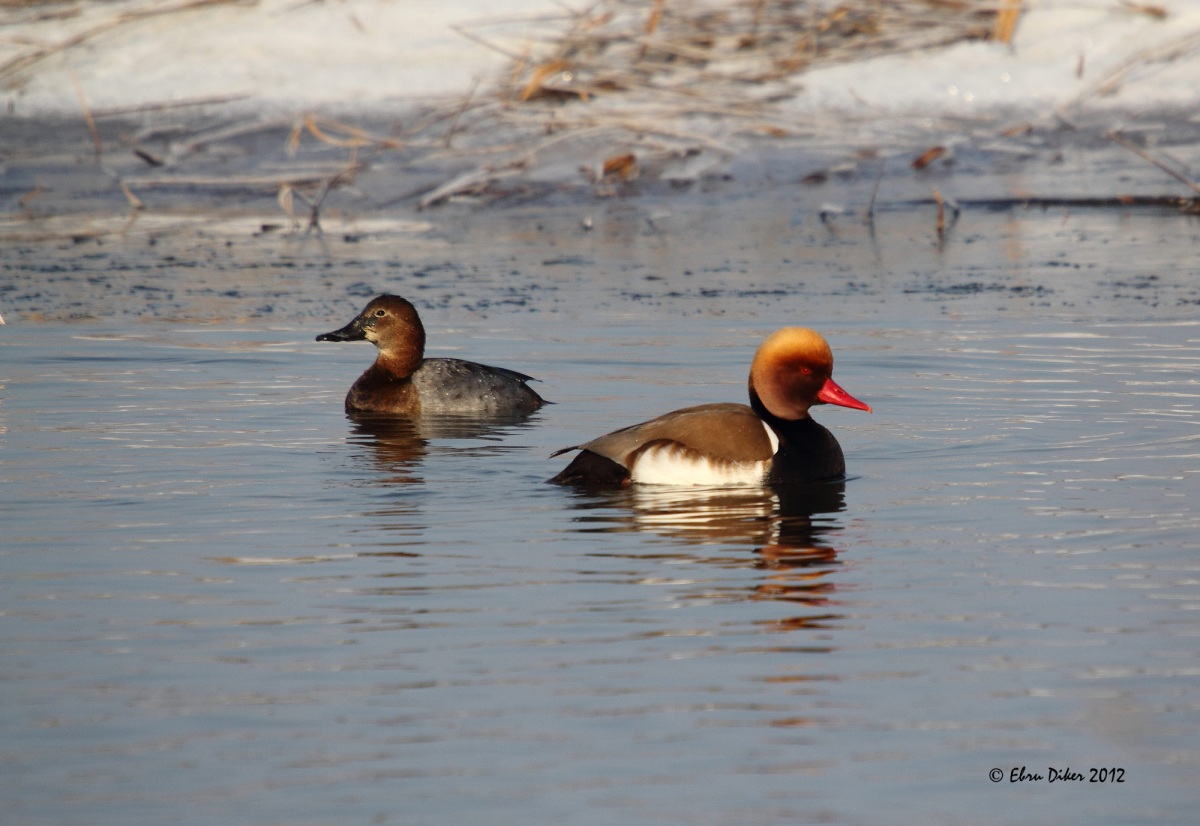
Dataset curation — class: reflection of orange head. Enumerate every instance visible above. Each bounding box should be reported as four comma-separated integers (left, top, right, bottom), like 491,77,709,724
756,543,840,568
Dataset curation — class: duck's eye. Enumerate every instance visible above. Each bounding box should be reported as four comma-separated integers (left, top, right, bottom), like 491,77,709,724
800,366,812,375
374,309,386,317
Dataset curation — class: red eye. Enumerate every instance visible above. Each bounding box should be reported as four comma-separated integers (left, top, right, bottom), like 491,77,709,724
800,366,811,375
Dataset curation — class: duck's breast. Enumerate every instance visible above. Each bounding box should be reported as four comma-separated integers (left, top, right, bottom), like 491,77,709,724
764,416,846,484
345,365,420,414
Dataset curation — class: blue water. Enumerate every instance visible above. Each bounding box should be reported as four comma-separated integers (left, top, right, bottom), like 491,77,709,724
2,201,1199,825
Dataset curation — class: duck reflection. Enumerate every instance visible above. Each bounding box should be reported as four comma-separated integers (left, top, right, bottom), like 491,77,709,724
340,412,545,554
560,480,848,626
345,411,542,484
344,414,427,484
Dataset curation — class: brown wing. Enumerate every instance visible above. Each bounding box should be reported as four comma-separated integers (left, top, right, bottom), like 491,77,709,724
572,403,776,467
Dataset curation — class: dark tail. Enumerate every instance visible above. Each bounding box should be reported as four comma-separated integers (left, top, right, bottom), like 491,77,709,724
548,450,631,487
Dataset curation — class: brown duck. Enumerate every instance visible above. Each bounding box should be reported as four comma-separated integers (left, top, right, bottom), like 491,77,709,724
317,294,546,416
551,327,869,486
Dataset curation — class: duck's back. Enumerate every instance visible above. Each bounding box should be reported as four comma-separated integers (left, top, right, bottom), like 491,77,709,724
411,358,544,415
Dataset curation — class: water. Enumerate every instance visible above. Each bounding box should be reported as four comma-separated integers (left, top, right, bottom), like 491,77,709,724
2,194,1200,825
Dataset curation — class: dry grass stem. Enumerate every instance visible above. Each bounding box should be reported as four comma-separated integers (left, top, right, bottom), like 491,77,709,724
1119,1,1169,20
70,71,102,158
296,163,365,232
180,118,293,157
912,146,947,170
991,0,1021,44
297,115,404,150
121,170,351,191
278,184,297,230
416,166,525,210
933,186,946,238
449,22,528,62
119,181,144,210
17,185,45,208
1060,26,1200,114
1107,130,1200,199
91,94,253,119
443,79,481,147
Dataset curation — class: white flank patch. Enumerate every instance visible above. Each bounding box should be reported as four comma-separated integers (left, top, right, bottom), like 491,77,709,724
631,446,768,486
629,423,778,486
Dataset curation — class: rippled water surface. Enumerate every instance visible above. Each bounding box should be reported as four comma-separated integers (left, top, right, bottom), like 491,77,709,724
3,199,1200,825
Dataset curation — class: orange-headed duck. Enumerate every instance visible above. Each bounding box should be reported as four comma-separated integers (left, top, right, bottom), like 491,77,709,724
550,327,869,486
317,294,546,416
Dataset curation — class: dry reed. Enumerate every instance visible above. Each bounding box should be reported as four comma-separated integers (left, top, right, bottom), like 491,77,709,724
414,0,1011,205
12,0,1200,222
496,0,1001,106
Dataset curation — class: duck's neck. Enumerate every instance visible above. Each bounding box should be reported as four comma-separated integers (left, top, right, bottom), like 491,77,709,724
750,388,810,436
751,390,845,482
375,340,424,380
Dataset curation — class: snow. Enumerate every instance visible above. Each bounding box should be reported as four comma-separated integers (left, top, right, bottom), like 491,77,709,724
3,0,1199,125
1,0,565,115
796,2,1200,118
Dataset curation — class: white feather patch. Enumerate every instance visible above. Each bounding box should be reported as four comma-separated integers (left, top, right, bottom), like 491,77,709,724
628,421,778,486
